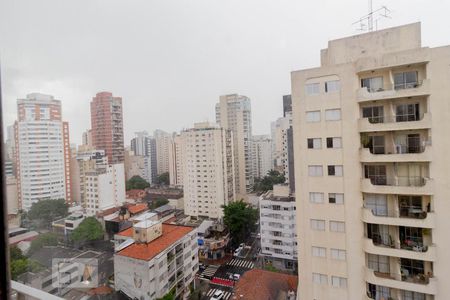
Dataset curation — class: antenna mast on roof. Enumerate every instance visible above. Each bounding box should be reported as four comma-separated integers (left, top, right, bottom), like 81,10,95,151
352,1,391,32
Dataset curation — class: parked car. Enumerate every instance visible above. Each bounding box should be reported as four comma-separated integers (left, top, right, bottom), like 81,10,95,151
233,247,242,257
229,273,241,281
199,263,207,271
211,290,224,300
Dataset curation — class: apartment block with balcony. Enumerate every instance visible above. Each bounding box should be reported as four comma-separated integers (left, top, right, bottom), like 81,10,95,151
114,220,198,300
260,184,297,271
292,23,450,300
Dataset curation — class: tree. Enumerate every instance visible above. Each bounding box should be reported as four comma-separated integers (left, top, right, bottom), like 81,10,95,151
126,175,150,190
222,200,258,248
148,197,169,210
71,217,104,243
155,172,170,185
10,246,25,261
10,259,28,280
253,170,286,194
28,199,69,228
157,288,175,300
28,233,58,255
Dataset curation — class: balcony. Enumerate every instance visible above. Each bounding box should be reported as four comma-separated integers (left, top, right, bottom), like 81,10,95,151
359,145,432,163
357,79,430,102
365,268,437,295
362,208,435,228
363,238,436,261
361,178,434,195
358,113,432,132
11,281,64,300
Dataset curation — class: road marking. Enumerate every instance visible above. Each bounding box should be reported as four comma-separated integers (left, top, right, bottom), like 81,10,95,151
207,289,231,300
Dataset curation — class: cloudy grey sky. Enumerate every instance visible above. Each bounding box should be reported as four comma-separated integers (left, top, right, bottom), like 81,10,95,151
1,0,449,145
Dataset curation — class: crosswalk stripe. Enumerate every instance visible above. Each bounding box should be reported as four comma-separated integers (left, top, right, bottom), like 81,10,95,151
207,289,214,296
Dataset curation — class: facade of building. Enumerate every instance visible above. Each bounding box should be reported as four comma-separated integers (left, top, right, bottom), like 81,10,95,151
271,113,292,180
252,135,273,179
124,149,146,180
114,220,198,300
292,23,447,299
85,163,126,216
131,131,157,183
90,91,124,164
260,184,297,271
154,129,171,175
14,93,72,210
216,94,253,198
181,122,235,219
168,134,184,186
82,129,92,147
283,94,292,117
75,146,108,209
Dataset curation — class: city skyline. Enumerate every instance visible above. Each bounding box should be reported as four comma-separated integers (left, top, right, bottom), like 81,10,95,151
2,1,450,145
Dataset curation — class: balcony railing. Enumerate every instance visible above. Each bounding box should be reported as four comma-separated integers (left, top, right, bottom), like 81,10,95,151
372,269,432,285
363,80,423,93
368,176,426,187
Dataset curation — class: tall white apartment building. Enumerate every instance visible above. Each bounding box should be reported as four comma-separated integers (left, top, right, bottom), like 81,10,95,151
154,129,171,175
260,184,297,271
292,23,449,300
14,93,71,210
252,135,273,179
216,94,253,198
131,131,157,183
271,114,292,179
181,122,235,219
76,146,108,208
85,163,125,215
169,134,184,186
114,220,198,300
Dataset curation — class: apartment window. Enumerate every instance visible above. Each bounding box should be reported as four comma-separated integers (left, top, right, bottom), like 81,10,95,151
402,291,426,300
312,246,326,258
394,71,418,89
327,165,343,176
310,219,325,231
308,165,323,177
325,109,341,121
309,192,324,204
326,137,342,148
306,83,320,95
329,221,345,232
362,106,384,123
330,249,346,260
368,254,390,274
306,111,321,122
325,80,340,93
361,76,383,92
307,138,322,149
331,276,347,288
312,273,327,285
328,193,344,204
396,103,420,122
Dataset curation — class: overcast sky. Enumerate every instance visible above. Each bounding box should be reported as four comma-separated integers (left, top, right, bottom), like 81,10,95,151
1,0,449,145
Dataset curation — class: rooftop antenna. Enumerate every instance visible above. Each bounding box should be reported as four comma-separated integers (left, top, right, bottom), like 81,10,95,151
352,1,391,32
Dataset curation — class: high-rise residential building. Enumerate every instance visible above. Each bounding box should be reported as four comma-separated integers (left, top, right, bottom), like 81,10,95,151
259,184,297,271
271,114,292,177
85,163,125,216
76,146,108,209
181,122,235,219
82,129,92,147
215,94,253,198
168,134,184,186
90,92,124,164
69,144,80,205
283,94,292,117
252,135,273,179
114,220,198,300
131,131,157,183
124,149,146,180
292,23,448,300
14,93,72,210
154,129,171,175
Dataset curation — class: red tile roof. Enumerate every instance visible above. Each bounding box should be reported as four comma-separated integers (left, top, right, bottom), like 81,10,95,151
233,269,298,300
116,227,133,238
117,224,194,261
127,203,148,215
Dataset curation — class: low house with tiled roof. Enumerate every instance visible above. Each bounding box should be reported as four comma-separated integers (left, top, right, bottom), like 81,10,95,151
126,189,147,201
114,218,198,300
233,269,297,300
